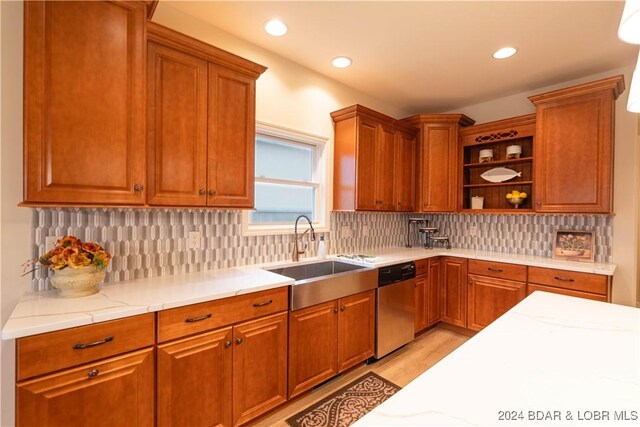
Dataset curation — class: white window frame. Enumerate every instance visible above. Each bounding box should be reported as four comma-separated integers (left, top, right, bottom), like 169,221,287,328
242,121,329,236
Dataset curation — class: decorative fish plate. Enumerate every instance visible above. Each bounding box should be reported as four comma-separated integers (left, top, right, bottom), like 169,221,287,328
480,167,522,183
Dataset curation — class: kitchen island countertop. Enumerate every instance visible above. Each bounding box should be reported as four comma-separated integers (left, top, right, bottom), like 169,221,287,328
354,291,640,426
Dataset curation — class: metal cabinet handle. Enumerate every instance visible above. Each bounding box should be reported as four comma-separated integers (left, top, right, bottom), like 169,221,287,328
235,337,243,345
340,306,345,312
73,336,114,350
224,340,232,349
488,267,503,273
185,313,212,323
209,190,217,196
199,189,206,196
87,369,99,378
333,307,338,314
134,184,144,192
554,276,575,282
253,299,273,307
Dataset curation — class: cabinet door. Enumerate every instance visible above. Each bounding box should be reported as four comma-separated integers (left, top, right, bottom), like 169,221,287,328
467,275,526,331
17,348,154,427
376,124,397,211
208,65,256,208
414,274,427,333
157,328,233,427
288,301,339,398
355,118,380,210
147,42,208,206
533,90,614,213
232,313,288,426
417,124,458,212
440,257,468,327
24,1,146,205
338,290,376,372
427,258,442,326
395,131,416,212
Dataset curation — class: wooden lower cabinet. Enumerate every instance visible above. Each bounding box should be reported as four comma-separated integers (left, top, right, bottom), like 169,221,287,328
17,348,154,427
467,275,526,331
440,257,468,327
157,312,287,427
427,258,442,326
414,273,427,333
337,291,376,372
289,290,375,398
232,313,288,426
157,328,233,427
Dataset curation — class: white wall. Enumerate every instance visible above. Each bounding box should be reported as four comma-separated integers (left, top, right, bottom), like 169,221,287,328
1,1,31,426
447,66,639,307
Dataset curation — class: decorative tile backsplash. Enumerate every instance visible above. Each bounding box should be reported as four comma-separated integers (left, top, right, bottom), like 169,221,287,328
30,208,612,291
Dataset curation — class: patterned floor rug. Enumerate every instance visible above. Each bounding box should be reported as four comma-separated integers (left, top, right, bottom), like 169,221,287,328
286,372,401,427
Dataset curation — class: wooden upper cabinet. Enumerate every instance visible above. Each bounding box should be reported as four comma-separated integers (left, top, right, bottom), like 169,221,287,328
146,22,266,209
395,131,416,212
402,115,474,213
147,42,208,206
528,75,624,213
332,105,418,212
24,1,146,205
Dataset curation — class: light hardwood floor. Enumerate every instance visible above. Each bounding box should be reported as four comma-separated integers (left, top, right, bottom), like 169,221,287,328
249,326,470,427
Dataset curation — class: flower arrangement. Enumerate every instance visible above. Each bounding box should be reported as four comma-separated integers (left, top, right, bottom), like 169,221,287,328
37,236,112,271
557,233,590,253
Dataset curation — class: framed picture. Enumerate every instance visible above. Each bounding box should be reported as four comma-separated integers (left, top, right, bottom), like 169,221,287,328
552,230,595,262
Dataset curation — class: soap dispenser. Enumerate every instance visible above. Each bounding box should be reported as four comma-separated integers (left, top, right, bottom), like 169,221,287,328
317,235,327,259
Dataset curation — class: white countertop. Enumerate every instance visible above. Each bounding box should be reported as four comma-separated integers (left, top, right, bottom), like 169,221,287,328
1,266,293,340
335,247,616,275
354,291,640,427
2,247,616,340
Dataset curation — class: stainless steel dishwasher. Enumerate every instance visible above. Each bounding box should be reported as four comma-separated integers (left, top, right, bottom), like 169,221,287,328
375,261,416,359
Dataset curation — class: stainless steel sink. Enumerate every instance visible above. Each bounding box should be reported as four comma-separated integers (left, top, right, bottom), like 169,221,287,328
265,260,377,310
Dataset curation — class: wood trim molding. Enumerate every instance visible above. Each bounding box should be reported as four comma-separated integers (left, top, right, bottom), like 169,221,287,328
146,21,267,78
459,113,536,137
528,74,625,105
402,114,475,127
145,0,159,19
330,104,419,134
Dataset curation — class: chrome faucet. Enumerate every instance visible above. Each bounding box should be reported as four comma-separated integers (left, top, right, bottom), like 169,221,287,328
293,215,315,261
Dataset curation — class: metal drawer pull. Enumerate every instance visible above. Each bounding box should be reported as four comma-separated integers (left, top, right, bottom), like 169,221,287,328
87,369,99,378
252,299,273,307
185,313,212,323
73,336,114,350
554,276,575,282
488,267,503,273
236,337,243,345
224,340,232,349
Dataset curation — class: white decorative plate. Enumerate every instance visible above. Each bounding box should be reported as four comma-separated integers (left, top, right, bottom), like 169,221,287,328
480,167,522,183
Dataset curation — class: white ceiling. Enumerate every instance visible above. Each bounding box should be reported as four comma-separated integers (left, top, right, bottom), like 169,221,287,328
159,1,638,113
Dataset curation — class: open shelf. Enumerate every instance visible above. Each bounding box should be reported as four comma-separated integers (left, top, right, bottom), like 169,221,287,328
460,117,535,211
463,180,533,189
463,156,533,168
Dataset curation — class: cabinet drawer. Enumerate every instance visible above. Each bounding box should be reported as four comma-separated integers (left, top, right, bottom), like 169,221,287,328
528,267,608,295
415,258,428,276
158,287,288,342
527,283,607,302
468,260,527,282
17,313,155,381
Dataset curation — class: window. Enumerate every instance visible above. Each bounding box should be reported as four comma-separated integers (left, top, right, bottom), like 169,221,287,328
242,122,328,235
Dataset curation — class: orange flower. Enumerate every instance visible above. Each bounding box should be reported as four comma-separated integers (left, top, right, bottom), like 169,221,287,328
92,250,112,269
58,236,81,248
81,242,103,254
68,253,91,269
48,255,67,270
61,247,79,261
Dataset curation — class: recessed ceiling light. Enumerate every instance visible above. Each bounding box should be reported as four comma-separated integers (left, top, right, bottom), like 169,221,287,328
264,19,287,37
332,56,352,68
492,47,518,59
